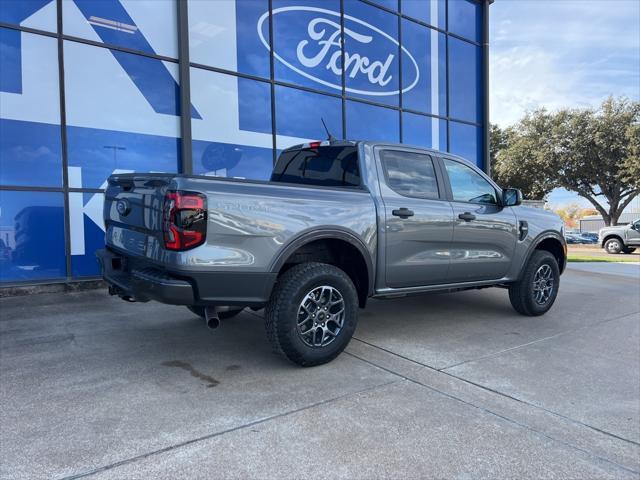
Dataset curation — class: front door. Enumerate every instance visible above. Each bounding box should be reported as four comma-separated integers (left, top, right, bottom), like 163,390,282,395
442,158,518,283
626,220,640,246
377,149,454,288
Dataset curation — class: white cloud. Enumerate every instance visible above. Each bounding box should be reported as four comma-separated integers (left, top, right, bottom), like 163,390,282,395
489,0,640,127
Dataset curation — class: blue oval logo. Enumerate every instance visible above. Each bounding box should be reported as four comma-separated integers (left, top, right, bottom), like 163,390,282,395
257,6,419,97
116,199,130,216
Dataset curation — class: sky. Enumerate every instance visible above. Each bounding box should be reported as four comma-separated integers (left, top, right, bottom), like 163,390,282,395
489,0,640,210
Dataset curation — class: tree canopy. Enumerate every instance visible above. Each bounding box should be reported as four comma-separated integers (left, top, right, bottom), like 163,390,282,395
492,96,640,226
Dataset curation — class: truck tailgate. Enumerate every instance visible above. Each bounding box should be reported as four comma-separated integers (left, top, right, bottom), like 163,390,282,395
103,174,172,258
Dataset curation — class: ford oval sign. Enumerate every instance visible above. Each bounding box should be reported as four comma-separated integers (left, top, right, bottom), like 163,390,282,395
116,199,131,216
257,6,419,97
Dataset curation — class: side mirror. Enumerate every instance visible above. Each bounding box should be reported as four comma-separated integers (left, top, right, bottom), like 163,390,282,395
502,188,522,207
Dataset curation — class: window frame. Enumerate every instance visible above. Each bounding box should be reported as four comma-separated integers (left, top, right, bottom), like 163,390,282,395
377,147,444,201
439,156,502,206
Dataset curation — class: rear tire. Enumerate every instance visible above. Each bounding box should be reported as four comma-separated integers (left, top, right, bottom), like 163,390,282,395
509,250,560,316
265,262,358,367
604,238,622,254
187,306,244,320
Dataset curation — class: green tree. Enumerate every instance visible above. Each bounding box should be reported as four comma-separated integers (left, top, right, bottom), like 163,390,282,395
551,97,639,226
492,97,640,225
491,113,557,200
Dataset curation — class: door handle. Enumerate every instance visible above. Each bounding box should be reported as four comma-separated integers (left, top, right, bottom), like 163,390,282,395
458,212,476,222
392,208,414,219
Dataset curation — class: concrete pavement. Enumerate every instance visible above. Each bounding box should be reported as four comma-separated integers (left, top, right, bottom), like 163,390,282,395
1,265,639,479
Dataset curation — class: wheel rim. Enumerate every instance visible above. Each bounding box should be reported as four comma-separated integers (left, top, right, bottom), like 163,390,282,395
296,285,345,348
607,241,620,252
532,264,554,306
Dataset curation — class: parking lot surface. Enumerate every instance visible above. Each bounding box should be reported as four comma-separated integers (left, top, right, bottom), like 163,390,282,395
1,264,639,479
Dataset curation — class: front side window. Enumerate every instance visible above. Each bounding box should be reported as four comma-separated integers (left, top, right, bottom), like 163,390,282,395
444,159,497,205
381,150,439,199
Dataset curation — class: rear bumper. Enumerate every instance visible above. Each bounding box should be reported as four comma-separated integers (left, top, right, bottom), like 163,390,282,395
96,248,276,307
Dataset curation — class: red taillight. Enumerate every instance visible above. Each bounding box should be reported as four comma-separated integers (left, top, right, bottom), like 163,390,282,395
163,191,207,251
309,141,321,149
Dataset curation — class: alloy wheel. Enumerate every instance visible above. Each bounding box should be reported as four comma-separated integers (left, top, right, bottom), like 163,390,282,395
532,264,555,305
296,286,345,348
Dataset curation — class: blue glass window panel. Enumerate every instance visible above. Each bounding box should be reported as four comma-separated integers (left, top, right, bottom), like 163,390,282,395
448,0,481,43
67,127,180,189
368,0,399,11
402,0,445,28
192,141,273,181
1,30,62,187
346,101,399,142
189,0,270,79
63,0,178,58
0,0,57,33
0,119,63,187
70,191,105,278
0,27,22,94
238,77,273,136
0,190,66,282
64,40,196,122
344,0,400,107
449,121,482,168
273,0,342,94
402,112,446,151
275,86,342,140
401,19,446,115
448,37,481,123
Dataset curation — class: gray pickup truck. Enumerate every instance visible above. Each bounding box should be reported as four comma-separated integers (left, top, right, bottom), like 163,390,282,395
98,141,566,366
599,220,640,254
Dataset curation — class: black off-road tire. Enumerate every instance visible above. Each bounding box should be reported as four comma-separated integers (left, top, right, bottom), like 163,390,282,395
265,262,359,367
508,250,560,316
604,238,623,254
187,306,244,320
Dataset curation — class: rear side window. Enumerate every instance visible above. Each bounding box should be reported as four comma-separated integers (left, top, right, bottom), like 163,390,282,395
380,150,439,199
271,146,360,187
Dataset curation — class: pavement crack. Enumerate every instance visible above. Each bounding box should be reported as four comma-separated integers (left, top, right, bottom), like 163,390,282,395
353,333,640,448
439,310,640,372
345,350,640,477
56,379,401,480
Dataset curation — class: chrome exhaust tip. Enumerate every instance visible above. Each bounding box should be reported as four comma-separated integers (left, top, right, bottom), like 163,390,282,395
204,307,220,329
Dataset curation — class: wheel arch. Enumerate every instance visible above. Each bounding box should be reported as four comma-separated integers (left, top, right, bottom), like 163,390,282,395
601,234,624,248
269,229,375,308
520,232,567,279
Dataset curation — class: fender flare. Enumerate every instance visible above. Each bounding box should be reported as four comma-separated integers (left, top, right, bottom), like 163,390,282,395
269,227,375,297
519,231,567,278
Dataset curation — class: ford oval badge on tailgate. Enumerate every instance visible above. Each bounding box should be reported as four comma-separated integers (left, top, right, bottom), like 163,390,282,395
116,199,131,216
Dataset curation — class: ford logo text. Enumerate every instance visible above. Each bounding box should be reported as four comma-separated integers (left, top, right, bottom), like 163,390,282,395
257,6,419,96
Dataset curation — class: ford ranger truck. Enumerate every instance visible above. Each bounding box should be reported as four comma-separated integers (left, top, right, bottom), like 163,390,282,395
97,141,566,366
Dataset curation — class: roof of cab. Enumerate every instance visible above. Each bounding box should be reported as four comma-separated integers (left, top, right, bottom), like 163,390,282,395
281,140,473,167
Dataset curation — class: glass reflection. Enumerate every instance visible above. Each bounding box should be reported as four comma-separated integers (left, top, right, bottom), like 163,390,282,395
0,190,66,282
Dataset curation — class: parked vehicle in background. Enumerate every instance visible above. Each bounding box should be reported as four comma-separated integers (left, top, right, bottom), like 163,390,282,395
578,232,599,243
599,220,640,254
98,141,567,366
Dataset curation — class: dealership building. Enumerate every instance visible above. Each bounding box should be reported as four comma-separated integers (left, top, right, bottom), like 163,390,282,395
0,0,489,285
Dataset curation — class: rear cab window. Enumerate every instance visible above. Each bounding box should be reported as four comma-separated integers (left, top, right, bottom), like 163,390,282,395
271,145,361,188
380,150,440,199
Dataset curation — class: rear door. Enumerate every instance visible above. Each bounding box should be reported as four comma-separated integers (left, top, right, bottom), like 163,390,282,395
377,148,454,288
441,158,518,282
